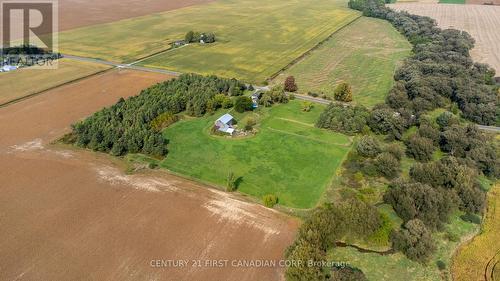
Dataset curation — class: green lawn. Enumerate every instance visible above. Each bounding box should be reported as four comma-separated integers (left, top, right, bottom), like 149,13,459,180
274,17,411,108
160,100,352,208
59,0,360,83
439,0,465,3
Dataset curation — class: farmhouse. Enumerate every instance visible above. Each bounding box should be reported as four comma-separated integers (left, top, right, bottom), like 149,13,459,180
215,113,235,135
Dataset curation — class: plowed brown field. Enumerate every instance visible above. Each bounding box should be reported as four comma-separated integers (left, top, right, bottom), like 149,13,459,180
0,69,298,281
58,0,214,31
388,3,500,75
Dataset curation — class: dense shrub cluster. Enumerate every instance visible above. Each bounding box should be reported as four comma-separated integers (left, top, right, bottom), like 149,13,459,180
285,198,380,281
70,74,245,157
316,104,369,135
150,112,179,131
258,85,289,107
405,134,435,162
384,180,454,230
330,266,368,281
349,0,499,126
333,82,353,102
390,219,436,263
439,123,498,177
409,157,486,213
345,137,402,181
185,31,216,43
367,105,408,140
262,194,279,208
341,0,499,265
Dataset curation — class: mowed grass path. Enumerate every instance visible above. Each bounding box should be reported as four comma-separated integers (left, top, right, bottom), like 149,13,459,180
161,101,352,209
59,0,360,82
0,59,111,105
276,17,411,108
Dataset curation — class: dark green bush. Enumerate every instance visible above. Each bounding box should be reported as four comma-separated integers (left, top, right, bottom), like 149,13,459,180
460,213,481,224
436,260,446,271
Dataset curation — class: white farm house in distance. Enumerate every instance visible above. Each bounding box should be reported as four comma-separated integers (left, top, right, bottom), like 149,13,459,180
0,65,18,72
215,113,235,135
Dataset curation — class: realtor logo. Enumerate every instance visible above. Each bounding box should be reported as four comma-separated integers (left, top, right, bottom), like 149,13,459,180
1,0,58,69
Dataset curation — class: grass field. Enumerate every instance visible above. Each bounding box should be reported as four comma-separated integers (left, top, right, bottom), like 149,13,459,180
59,0,361,82
274,17,411,108
331,212,478,281
159,100,352,209
0,59,111,105
439,0,465,3
452,182,500,281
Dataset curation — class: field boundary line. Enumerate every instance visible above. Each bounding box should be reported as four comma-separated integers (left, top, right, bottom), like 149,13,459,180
267,14,363,82
0,68,113,109
266,127,351,146
276,117,314,127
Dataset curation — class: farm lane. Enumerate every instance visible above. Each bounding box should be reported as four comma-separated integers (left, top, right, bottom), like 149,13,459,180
477,125,500,133
63,54,182,76
61,57,500,134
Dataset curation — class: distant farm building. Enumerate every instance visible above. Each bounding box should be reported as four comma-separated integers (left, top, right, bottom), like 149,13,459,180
215,113,235,135
173,40,186,47
0,65,18,72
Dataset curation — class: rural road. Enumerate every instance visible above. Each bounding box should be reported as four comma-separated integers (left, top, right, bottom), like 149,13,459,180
64,55,500,134
477,125,500,133
63,54,182,76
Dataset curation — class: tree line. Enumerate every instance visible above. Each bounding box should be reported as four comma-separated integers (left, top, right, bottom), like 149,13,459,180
288,0,499,276
350,0,498,126
68,74,245,157
285,197,380,281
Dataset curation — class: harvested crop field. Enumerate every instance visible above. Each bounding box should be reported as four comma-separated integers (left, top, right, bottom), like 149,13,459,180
274,17,411,108
0,69,298,280
452,182,500,281
388,3,500,75
58,0,214,31
0,59,111,106
59,0,360,82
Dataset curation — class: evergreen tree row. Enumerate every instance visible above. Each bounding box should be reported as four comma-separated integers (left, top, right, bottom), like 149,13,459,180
70,74,245,156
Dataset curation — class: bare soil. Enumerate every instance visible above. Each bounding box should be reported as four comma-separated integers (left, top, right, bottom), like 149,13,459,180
388,3,500,75
57,0,214,31
0,69,298,281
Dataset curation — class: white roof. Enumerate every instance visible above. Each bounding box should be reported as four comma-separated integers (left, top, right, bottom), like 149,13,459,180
2,65,17,71
226,128,235,134
216,113,234,124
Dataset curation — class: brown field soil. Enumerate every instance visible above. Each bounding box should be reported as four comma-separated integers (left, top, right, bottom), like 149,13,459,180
0,59,111,106
388,3,500,75
58,0,214,31
451,183,500,281
0,69,298,281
